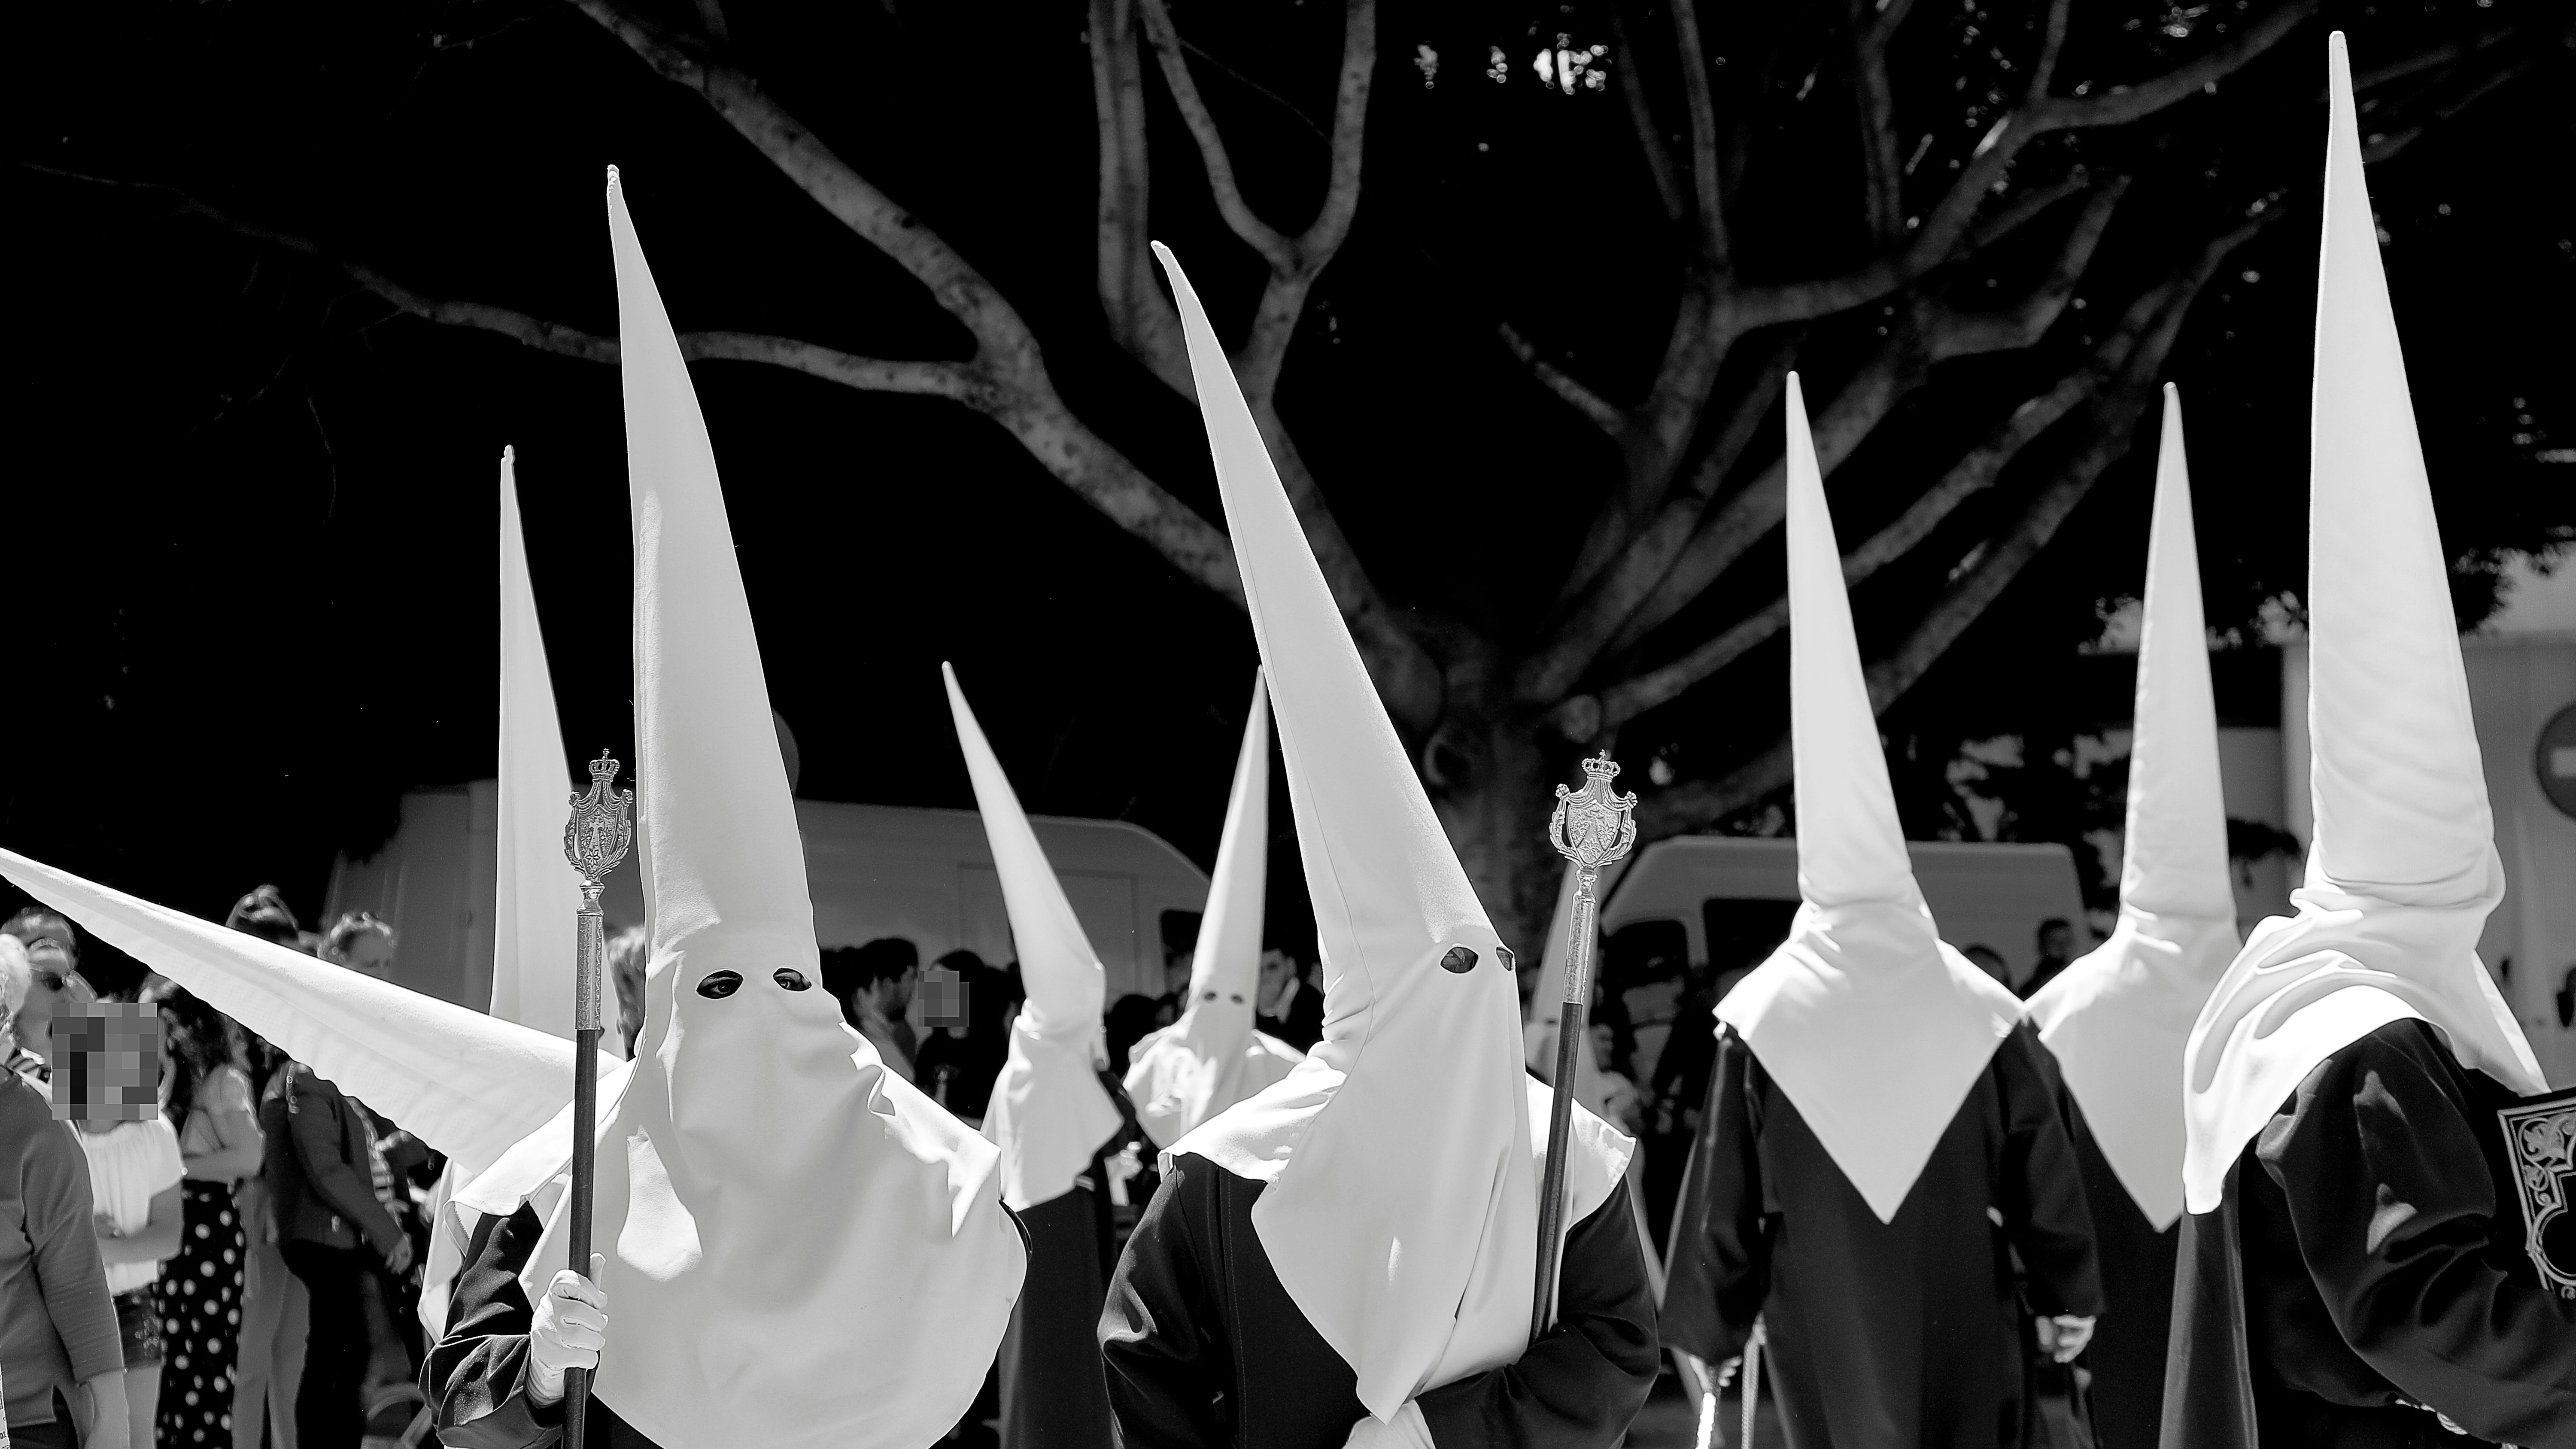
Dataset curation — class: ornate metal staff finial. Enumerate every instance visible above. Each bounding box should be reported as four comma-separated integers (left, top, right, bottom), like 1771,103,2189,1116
565,752,635,892
1532,751,1640,1343
1548,753,1639,875
563,752,634,1033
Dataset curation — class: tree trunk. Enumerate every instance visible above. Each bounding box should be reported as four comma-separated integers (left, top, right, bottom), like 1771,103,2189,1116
1415,634,1580,965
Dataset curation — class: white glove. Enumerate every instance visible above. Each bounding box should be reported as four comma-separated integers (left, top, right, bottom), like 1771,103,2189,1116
527,1255,609,1406
1342,1402,1434,1449
2035,1313,2096,1364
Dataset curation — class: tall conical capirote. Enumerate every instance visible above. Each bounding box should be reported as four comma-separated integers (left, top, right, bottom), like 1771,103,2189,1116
2181,36,2541,1214
491,444,587,1039
2025,387,2240,1230
1712,372,2023,1224
1151,243,1631,1420
1124,672,1301,1149
942,661,1126,1206
459,167,1024,1449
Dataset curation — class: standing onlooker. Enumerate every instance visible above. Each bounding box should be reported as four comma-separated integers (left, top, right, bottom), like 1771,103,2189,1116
149,982,262,1449
1252,947,1323,1052
823,939,920,1081
3,1039,128,1449
223,887,308,1449
914,954,1013,1124
605,926,651,1061
4,913,97,1088
3,936,50,1086
69,1009,186,1449
2017,918,2077,1000
1962,943,2012,987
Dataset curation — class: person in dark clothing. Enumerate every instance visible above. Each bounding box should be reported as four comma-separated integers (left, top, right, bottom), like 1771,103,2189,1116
423,1205,644,1449
1251,948,1322,1054
2016,918,2076,1002
1103,993,1166,1080
1660,373,2100,1447
914,955,1015,1123
2163,41,2576,1448
1664,1023,2102,1446
263,1061,412,1449
1103,1154,1659,1449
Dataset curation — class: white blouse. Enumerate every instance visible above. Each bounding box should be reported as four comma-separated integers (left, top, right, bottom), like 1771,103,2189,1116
79,1116,186,1294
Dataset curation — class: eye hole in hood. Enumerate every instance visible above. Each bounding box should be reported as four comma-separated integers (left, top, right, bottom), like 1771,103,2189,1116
773,968,812,992
697,970,743,999
1440,946,1479,975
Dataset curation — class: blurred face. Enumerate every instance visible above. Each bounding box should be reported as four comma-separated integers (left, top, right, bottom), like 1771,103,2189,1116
1588,1022,1616,1071
890,963,918,1012
15,942,90,1048
337,930,396,981
1258,949,1295,999
2038,924,2074,962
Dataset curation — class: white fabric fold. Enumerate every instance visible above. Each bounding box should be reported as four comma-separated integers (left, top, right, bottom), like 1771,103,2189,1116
2026,388,2240,1230
1713,372,2023,1224
2180,36,2542,1215
1126,674,1302,1149
942,662,1126,1209
1154,243,1628,1420
0,848,596,1188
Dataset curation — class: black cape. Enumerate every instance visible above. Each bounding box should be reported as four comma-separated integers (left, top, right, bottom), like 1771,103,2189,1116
2161,1017,2576,1449
1662,1022,2102,1449
999,1182,1115,1449
1100,1151,1660,1448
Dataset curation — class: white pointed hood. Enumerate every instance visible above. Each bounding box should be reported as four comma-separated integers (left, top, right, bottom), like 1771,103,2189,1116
1124,673,1301,1149
2026,388,2240,1230
2181,37,2542,1214
458,169,1024,1449
1713,373,2023,1224
0,850,595,1187
490,446,588,1041
422,447,601,1343
942,662,1127,1207
1154,244,1629,1420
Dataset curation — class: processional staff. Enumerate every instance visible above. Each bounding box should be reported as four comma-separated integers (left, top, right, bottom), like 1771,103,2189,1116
561,751,635,1447
1531,752,1637,1342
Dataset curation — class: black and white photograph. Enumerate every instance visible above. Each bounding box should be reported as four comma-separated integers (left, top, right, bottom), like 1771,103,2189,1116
4,1,2572,1446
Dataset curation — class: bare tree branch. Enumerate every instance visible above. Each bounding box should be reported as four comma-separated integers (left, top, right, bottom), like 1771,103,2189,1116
1608,0,1685,225
1137,0,1297,271
1667,0,1730,266
1849,0,1918,245
2026,0,2074,102
1636,735,1792,841
1728,0,2316,328
1091,0,1191,393
1498,322,1626,435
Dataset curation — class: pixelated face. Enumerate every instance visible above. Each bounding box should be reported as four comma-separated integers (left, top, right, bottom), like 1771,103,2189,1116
51,1003,162,1125
918,965,968,1030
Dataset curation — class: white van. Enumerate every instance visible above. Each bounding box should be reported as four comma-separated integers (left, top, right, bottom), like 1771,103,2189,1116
322,782,1211,1011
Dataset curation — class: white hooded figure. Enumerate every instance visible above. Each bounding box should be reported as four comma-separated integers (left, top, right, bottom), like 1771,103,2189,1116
2162,38,2570,1448
1098,244,1655,1449
1657,373,2101,1449
941,660,1127,1449
2020,387,2239,1444
1124,673,1303,1150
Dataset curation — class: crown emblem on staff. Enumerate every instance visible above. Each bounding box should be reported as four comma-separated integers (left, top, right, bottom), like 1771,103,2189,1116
1549,752,1638,872
564,751,635,890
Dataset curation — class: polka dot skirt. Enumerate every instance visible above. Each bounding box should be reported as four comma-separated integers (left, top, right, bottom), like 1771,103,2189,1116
155,1181,246,1446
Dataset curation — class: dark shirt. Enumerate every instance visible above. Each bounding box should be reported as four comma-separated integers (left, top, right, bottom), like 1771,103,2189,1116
2053,1083,2176,1449
1664,1022,2102,1448
262,1062,406,1258
1101,1151,1660,1449
1,1070,120,1428
1253,980,1324,1054
2163,1018,2576,1449
423,1205,659,1449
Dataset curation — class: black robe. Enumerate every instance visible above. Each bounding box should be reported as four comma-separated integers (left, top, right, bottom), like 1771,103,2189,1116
2059,1100,2175,1449
1662,1022,2102,1449
1100,1151,1661,1448
2161,1018,2576,1449
999,1182,1115,1449
422,1205,659,1449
